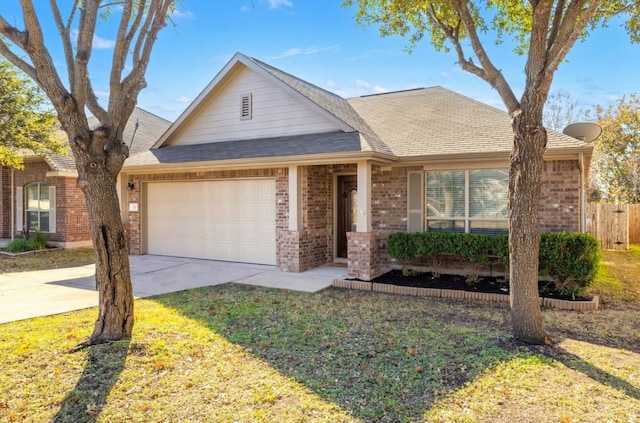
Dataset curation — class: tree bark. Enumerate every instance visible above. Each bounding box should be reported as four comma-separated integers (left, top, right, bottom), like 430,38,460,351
84,173,133,343
508,107,548,345
71,126,134,344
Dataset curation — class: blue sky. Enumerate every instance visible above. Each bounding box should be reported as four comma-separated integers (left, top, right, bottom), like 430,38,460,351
1,1,638,121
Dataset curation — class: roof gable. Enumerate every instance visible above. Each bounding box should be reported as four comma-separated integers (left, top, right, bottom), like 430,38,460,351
155,52,364,148
37,107,170,172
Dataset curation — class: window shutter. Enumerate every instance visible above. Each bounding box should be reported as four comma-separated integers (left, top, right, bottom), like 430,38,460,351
16,186,23,232
240,93,252,120
48,186,56,233
407,171,423,232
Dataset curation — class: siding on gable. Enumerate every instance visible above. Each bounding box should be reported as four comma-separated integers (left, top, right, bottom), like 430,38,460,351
166,66,343,146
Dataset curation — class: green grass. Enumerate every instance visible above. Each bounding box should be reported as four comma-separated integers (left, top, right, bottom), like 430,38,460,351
1,247,639,422
0,248,94,273
589,243,640,304
1,283,639,422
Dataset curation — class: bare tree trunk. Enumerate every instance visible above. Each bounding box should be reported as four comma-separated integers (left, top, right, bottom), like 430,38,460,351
71,127,134,345
85,175,133,342
509,108,547,345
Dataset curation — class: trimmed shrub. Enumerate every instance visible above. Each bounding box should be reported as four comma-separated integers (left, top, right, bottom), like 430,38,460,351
539,232,601,298
386,231,600,298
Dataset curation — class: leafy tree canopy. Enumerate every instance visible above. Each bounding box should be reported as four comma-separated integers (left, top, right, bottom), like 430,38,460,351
345,0,639,112
0,58,63,169
591,93,640,203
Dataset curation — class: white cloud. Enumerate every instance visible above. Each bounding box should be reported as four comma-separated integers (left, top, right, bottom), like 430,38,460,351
175,96,192,103
268,45,339,60
268,0,293,9
268,48,303,60
71,30,115,49
92,34,115,49
171,9,195,19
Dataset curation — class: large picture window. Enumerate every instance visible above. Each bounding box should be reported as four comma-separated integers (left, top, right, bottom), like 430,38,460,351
425,169,508,235
25,182,52,232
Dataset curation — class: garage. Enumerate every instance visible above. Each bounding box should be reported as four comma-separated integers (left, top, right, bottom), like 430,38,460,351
146,179,276,265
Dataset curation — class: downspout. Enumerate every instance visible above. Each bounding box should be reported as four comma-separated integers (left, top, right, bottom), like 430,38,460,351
10,168,14,240
579,153,586,232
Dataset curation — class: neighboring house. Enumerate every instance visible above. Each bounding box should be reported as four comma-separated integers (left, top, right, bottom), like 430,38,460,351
0,108,171,248
121,52,593,281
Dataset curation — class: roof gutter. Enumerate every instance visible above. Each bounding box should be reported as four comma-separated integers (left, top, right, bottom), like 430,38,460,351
122,150,398,174
394,146,592,166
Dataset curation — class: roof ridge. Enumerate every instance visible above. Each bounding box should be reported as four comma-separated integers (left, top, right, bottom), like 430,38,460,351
248,56,344,101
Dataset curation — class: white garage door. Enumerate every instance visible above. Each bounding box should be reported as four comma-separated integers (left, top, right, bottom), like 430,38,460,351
146,179,276,265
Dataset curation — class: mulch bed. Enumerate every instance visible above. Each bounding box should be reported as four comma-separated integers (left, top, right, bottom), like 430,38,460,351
368,269,589,301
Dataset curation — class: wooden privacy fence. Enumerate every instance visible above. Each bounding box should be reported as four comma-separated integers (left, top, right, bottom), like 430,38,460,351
631,204,640,244
586,203,640,250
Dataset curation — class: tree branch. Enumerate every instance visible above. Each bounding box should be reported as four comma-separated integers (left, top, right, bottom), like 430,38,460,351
8,0,70,114
546,0,604,73
449,0,520,112
48,0,78,88
73,0,100,115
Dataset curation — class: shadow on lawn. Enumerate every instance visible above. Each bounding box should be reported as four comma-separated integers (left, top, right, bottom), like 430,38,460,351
52,341,129,423
153,283,640,421
553,346,640,400
154,284,532,421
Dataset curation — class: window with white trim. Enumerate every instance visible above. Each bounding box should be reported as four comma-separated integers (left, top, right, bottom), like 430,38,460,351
24,182,55,233
408,169,508,235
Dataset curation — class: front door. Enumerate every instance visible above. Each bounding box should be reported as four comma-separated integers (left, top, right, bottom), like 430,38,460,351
337,175,358,258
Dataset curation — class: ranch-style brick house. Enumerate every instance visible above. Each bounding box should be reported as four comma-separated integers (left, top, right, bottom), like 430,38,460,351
118,52,593,280
0,108,171,248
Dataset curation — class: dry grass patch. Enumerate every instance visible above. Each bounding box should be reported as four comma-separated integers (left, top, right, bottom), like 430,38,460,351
0,248,94,273
2,283,639,422
1,246,638,422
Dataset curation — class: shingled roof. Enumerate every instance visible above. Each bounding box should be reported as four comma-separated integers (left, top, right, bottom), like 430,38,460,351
347,86,591,158
46,107,171,172
125,53,591,168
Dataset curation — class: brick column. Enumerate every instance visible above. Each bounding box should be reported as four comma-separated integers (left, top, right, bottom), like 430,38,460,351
347,231,381,281
277,230,302,272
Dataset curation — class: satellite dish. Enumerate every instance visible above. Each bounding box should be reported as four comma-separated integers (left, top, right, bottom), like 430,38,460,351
563,122,602,143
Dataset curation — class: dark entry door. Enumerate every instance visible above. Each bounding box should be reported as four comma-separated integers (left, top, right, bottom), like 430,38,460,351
337,175,358,258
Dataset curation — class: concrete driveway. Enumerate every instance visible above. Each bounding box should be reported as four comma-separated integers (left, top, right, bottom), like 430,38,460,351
0,255,348,324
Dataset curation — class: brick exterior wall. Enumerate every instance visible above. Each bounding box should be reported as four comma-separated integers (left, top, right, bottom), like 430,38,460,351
56,176,91,244
122,158,582,276
2,160,90,245
539,159,581,232
347,231,381,280
366,159,584,274
127,164,360,273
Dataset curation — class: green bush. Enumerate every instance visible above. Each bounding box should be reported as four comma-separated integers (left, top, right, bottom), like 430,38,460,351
539,232,601,298
5,238,33,252
4,232,50,253
386,231,600,298
30,232,50,250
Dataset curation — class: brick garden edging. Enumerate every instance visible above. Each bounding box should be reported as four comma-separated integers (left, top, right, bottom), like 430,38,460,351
332,279,600,311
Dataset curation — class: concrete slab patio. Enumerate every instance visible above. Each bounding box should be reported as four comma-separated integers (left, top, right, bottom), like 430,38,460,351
0,255,348,324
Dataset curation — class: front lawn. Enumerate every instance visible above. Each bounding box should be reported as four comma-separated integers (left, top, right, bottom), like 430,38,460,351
1,282,639,422
0,248,94,273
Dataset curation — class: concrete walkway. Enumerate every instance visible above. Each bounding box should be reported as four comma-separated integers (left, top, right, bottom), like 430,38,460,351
0,255,348,324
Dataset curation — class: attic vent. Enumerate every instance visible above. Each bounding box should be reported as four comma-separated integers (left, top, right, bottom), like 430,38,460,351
240,93,252,120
